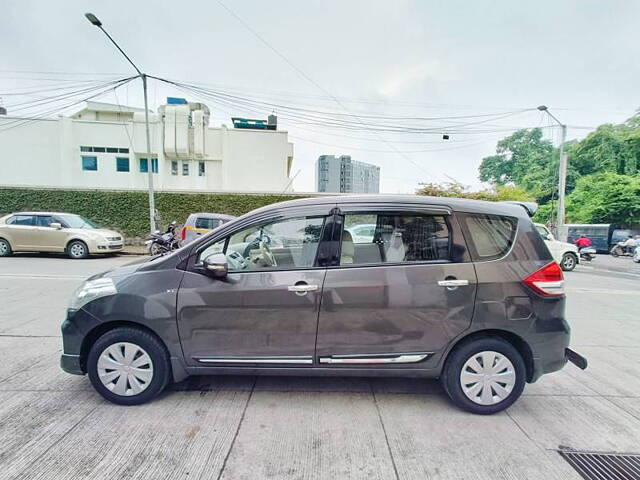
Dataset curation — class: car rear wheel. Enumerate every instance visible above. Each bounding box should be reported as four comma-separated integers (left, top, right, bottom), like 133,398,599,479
560,252,577,271
0,238,12,257
441,337,526,414
67,240,88,259
87,327,170,405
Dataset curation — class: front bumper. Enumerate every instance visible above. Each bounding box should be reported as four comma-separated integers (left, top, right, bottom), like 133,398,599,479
60,354,84,375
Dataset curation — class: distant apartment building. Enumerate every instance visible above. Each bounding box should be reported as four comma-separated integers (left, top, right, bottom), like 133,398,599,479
0,99,294,193
316,155,380,193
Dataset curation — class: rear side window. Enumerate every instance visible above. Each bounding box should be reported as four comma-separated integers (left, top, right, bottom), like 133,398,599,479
7,215,35,226
195,217,222,230
460,213,517,261
341,212,451,265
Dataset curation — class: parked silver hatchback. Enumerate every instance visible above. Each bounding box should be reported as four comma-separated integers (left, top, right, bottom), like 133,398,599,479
60,195,587,414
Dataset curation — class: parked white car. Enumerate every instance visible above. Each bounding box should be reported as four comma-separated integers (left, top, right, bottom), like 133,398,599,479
535,223,579,271
346,224,376,244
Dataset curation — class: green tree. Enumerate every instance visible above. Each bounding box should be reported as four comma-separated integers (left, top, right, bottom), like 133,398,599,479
566,172,640,225
416,181,533,202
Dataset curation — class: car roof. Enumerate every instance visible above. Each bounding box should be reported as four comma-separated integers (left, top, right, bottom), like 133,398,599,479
244,194,533,219
188,213,236,220
7,211,76,216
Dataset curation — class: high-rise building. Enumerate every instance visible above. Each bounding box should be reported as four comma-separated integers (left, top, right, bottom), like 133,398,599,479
316,155,380,193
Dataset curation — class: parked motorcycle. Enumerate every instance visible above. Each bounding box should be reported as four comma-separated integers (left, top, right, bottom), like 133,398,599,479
610,244,636,257
579,246,597,262
145,221,179,255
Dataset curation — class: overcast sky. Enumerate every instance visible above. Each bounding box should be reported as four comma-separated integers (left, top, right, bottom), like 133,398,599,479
2,0,639,193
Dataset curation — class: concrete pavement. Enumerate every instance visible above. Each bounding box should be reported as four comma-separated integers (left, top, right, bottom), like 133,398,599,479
0,254,639,479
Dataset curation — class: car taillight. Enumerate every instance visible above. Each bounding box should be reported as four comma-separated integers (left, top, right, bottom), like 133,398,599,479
523,261,565,297
180,227,186,241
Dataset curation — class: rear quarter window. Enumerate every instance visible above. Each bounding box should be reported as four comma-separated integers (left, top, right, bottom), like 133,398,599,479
459,213,517,261
195,217,222,230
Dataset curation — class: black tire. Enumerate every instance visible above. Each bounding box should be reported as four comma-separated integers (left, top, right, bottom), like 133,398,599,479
0,238,12,257
560,252,577,271
87,327,171,405
441,336,526,415
67,240,89,259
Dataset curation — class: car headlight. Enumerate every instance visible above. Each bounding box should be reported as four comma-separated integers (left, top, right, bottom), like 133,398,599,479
69,278,117,311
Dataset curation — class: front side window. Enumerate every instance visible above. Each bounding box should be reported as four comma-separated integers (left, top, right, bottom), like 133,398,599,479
36,216,54,227
81,156,97,171
116,157,130,172
341,212,451,265
198,216,326,272
461,213,517,261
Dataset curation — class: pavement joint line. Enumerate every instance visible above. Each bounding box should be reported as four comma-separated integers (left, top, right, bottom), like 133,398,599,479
0,334,60,338
369,379,401,480
505,409,550,455
214,376,257,480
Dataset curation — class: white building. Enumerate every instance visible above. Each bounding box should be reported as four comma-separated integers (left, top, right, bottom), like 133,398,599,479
316,155,380,193
0,99,294,193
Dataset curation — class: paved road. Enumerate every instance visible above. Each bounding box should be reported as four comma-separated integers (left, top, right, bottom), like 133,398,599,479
0,254,639,479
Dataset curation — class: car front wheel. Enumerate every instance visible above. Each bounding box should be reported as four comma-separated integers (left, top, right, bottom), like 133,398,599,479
561,252,577,271
67,240,89,259
441,337,526,414
87,327,171,405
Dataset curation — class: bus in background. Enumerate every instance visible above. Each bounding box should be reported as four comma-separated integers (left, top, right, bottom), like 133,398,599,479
566,224,611,253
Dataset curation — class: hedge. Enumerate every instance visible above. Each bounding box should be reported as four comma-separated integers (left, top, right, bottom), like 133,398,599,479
0,187,315,239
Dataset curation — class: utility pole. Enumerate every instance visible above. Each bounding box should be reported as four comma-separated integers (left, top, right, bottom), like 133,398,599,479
85,13,157,233
537,105,568,241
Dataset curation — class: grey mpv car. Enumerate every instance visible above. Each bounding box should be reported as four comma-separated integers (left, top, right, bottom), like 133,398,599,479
61,195,586,414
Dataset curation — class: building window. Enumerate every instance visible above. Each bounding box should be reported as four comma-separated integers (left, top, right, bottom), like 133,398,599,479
198,161,205,176
171,161,178,175
80,146,129,153
92,147,106,153
80,146,92,152
116,157,130,172
81,156,98,171
119,148,129,154
106,147,118,153
182,162,189,176
139,158,158,174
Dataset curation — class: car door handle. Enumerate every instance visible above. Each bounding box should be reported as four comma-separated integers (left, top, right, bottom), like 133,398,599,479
437,279,469,287
287,284,319,294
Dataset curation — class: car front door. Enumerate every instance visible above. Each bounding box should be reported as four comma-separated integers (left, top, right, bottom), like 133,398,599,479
316,205,477,368
33,215,67,251
177,207,334,367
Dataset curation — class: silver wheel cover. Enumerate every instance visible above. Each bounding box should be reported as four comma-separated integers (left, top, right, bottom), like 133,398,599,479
0,240,8,254
97,342,154,396
562,254,575,269
460,351,516,406
70,242,86,257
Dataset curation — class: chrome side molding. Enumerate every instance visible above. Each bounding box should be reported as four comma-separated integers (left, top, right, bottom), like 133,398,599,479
318,352,432,365
195,356,313,365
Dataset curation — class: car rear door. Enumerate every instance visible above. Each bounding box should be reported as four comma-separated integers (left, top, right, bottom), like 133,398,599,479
5,215,37,250
177,205,335,367
316,204,477,368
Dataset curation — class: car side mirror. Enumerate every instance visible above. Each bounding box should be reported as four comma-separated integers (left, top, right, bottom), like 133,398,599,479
203,253,228,278
50,222,62,230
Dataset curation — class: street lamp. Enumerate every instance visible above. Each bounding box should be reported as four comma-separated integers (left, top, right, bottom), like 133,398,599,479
537,105,568,241
85,13,157,233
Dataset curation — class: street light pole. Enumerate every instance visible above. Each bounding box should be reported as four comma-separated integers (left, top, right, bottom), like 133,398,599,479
85,13,156,233
537,105,568,241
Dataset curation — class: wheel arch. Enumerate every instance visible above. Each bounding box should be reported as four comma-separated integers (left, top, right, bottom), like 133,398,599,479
80,320,170,374
65,237,88,251
443,329,535,382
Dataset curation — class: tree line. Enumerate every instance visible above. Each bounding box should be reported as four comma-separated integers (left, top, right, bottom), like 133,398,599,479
418,112,640,226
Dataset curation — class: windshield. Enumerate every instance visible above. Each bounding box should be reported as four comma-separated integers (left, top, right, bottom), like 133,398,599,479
57,214,98,229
